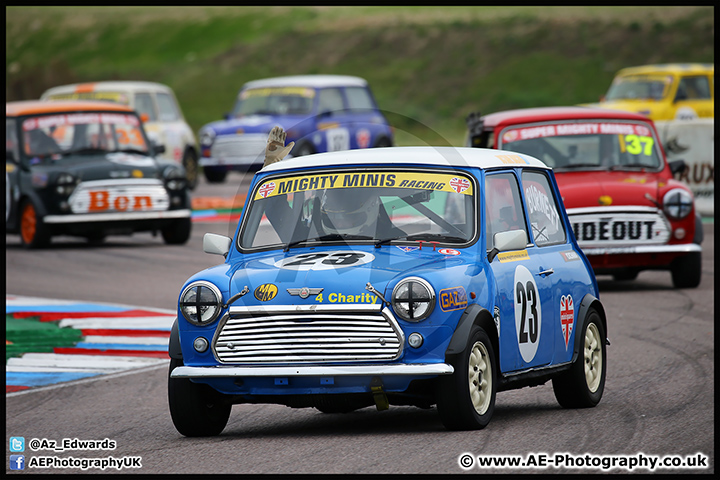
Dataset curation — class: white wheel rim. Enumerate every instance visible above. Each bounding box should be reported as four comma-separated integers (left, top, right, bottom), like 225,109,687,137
584,323,603,393
468,341,492,415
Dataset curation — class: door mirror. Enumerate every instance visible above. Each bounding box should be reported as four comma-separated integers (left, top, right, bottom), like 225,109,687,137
152,143,166,156
488,229,528,262
668,159,687,176
203,233,231,256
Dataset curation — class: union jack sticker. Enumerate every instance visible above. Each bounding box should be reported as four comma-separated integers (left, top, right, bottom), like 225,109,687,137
258,182,276,198
449,177,470,194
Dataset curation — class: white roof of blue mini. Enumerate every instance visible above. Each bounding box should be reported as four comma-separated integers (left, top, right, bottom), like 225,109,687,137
243,75,368,90
262,146,549,172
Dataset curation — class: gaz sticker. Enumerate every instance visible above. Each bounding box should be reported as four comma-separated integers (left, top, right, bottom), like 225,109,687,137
439,286,468,312
275,251,374,270
514,265,541,362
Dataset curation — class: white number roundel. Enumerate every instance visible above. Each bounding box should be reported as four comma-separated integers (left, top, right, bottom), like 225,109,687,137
514,265,541,363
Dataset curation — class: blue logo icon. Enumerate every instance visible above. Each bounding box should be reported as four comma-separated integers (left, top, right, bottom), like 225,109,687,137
10,437,25,452
10,455,25,470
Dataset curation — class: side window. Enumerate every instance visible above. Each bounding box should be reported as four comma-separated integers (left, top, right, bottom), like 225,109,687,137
345,87,375,111
521,171,566,247
6,118,19,161
485,172,528,250
134,92,158,121
317,88,345,114
676,76,711,101
156,92,181,121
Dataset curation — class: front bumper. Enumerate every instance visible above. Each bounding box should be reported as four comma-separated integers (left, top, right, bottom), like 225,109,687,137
43,209,191,224
171,363,454,378
200,133,269,167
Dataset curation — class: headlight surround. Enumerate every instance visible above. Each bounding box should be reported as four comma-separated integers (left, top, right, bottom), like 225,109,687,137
392,277,435,322
662,188,693,220
163,165,187,190
55,173,78,196
200,129,216,147
179,281,223,326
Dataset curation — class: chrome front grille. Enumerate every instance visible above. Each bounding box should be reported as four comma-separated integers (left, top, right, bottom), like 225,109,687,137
215,304,404,364
211,134,266,162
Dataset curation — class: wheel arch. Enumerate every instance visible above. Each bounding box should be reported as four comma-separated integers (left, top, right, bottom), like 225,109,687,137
445,304,499,365
168,318,183,359
14,191,50,232
571,293,608,364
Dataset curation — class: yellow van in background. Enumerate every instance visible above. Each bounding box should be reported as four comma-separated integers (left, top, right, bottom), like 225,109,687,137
591,63,714,122
41,81,200,189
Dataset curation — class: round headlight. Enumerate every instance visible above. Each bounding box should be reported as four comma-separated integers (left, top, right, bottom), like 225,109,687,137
200,129,216,147
392,277,435,322
662,188,693,220
180,281,223,325
163,165,186,190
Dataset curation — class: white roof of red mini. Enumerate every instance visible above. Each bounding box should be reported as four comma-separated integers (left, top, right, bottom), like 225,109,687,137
480,106,655,129
262,146,549,172
243,75,368,90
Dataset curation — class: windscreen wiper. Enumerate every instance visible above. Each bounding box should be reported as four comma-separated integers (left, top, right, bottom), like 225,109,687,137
402,233,467,243
62,147,108,155
284,234,373,252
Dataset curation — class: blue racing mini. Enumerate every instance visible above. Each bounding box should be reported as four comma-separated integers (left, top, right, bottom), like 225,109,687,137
197,74,394,183
168,133,608,436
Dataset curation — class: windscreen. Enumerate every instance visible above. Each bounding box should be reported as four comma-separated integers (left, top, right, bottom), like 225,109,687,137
499,121,663,171
20,112,149,162
604,75,672,101
239,169,476,250
232,87,315,116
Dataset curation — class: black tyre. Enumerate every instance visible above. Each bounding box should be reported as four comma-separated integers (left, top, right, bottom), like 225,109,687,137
552,308,606,408
436,326,497,430
19,199,51,249
168,358,231,437
670,252,702,289
373,137,392,148
85,233,106,245
182,149,199,190
204,167,227,183
612,269,638,281
161,218,192,245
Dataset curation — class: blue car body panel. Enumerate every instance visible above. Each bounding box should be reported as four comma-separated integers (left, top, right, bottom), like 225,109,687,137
174,148,601,402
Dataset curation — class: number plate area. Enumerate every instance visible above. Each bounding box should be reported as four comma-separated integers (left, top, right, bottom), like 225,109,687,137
215,305,404,364
69,179,169,214
568,208,671,248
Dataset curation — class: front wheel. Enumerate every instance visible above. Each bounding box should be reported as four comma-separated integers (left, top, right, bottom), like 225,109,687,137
182,149,199,190
168,358,231,437
161,218,192,245
19,199,51,248
436,326,497,430
671,252,702,289
204,167,227,183
552,309,606,408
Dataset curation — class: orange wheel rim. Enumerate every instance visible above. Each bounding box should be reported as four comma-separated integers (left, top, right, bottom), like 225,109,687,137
21,204,37,244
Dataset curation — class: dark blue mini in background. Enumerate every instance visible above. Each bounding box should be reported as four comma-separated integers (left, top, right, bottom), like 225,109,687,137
197,75,394,183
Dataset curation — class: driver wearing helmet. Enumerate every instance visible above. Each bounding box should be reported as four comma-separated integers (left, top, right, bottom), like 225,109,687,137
319,188,381,236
